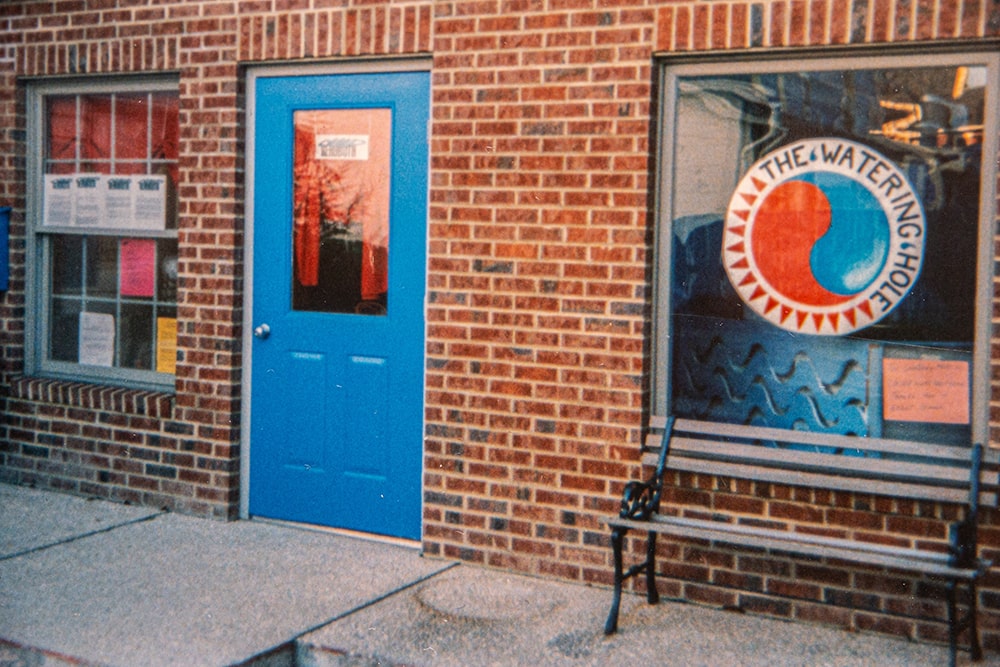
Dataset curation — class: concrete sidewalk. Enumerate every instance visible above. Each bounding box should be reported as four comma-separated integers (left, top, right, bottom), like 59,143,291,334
0,483,989,666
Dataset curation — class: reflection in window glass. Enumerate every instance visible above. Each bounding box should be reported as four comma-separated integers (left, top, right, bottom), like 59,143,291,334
291,108,392,315
120,303,154,370
665,61,991,444
49,298,81,362
51,235,83,296
86,237,118,298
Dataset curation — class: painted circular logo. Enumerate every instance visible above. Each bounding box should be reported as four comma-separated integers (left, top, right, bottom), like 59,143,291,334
723,138,925,335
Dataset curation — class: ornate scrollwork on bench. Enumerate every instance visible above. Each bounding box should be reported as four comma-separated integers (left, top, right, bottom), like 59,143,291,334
618,479,662,521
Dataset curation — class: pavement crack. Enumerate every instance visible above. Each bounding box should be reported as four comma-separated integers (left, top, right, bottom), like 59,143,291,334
0,512,164,562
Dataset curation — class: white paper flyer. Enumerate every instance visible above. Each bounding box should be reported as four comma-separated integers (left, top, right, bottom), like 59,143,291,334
73,174,105,227
42,174,75,226
78,312,115,367
133,175,167,230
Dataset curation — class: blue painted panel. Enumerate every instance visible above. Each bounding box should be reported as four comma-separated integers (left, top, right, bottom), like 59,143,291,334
340,354,389,478
279,351,328,470
672,314,871,435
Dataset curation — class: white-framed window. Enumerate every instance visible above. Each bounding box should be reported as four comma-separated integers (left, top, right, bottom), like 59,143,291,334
654,49,998,446
26,77,179,391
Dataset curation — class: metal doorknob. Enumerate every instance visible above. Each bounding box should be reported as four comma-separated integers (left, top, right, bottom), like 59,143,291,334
253,323,270,339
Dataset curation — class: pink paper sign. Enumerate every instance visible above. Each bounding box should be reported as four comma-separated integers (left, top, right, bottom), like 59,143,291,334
120,238,156,297
882,358,970,425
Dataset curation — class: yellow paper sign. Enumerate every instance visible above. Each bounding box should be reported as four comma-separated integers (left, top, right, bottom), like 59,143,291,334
156,317,178,374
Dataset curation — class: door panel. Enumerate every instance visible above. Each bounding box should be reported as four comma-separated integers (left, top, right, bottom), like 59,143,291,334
249,70,428,540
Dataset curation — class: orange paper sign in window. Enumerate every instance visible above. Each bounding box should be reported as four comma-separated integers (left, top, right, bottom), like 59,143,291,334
882,358,970,424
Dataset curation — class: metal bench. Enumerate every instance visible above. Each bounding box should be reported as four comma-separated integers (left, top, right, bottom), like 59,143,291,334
604,416,1000,667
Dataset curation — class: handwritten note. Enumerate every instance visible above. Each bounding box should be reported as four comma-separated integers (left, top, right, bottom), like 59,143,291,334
882,358,970,425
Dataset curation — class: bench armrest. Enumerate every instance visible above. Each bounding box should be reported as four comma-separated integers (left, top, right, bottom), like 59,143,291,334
618,477,663,521
618,415,676,520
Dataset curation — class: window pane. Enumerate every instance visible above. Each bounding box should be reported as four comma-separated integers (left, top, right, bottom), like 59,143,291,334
115,93,148,161
157,238,178,302
113,162,148,176
150,91,178,161
49,298,81,361
86,237,117,298
51,235,83,296
666,61,988,444
120,303,153,370
46,96,77,161
80,95,112,166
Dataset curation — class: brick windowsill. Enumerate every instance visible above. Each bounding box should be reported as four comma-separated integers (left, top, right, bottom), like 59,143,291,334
8,377,174,419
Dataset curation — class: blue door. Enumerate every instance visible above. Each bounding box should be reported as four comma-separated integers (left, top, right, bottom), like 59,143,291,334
249,70,428,540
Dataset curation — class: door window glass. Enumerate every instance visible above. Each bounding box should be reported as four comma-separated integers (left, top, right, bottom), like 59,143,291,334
292,108,392,315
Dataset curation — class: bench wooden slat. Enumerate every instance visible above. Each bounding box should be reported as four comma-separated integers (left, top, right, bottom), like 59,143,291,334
646,452,976,504
670,435,974,485
675,417,981,462
610,513,949,564
644,416,1000,506
605,515,984,580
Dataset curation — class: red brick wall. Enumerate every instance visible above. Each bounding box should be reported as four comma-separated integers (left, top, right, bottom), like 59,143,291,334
424,0,655,577
0,0,998,654
0,0,433,517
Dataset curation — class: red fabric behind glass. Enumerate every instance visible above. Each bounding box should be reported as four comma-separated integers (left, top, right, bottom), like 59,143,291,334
80,95,111,169
46,96,77,162
115,94,148,161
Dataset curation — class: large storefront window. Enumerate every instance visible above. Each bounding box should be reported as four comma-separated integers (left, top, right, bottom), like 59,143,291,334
27,78,179,390
655,51,998,445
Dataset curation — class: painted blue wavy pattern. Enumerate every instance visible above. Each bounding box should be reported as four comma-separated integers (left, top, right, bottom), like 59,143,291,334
672,315,870,436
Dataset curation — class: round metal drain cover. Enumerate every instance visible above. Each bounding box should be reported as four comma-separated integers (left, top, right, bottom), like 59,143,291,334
417,576,558,621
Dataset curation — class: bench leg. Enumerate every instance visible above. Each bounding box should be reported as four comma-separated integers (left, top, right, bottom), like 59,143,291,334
645,530,659,605
947,578,984,666
947,580,959,667
968,579,982,662
605,526,626,635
